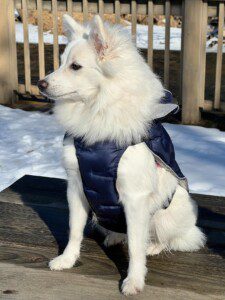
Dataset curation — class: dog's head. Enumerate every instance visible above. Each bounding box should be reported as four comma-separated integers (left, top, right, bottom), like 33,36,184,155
37,15,177,145
37,15,127,102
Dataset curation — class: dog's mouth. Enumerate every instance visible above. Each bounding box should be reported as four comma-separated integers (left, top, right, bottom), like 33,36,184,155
39,89,78,100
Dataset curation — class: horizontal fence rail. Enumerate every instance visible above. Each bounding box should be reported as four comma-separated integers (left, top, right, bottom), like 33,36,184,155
14,0,222,17
0,0,225,124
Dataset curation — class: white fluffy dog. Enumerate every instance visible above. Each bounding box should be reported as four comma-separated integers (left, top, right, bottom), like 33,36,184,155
38,15,206,295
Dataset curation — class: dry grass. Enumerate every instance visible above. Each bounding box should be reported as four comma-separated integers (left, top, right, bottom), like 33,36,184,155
17,9,181,35
19,10,129,35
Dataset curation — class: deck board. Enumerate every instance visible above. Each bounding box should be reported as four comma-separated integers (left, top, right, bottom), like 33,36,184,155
0,175,224,299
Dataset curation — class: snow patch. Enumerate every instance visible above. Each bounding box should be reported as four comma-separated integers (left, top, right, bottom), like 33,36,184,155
15,22,222,52
0,105,225,196
0,105,66,192
15,22,67,45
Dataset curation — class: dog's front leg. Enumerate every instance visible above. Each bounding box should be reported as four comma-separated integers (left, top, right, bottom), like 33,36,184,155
121,196,150,295
117,144,157,295
49,142,90,271
49,172,89,271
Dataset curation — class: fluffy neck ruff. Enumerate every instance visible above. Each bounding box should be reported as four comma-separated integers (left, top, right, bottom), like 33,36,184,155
54,25,164,146
54,79,163,147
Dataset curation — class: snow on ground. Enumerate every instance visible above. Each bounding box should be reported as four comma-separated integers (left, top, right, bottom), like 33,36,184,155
15,22,68,45
0,105,225,196
0,105,66,190
164,123,225,196
15,22,222,53
136,24,181,51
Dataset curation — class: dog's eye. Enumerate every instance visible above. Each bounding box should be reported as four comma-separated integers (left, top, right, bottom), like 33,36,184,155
71,63,82,71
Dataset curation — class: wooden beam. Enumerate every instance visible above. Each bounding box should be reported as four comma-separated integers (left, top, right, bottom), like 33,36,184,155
0,0,18,104
131,1,137,44
199,2,208,109
98,0,104,19
13,0,218,17
67,0,73,16
22,0,31,93
164,0,171,89
83,0,88,22
15,0,185,16
181,0,204,124
37,0,45,79
8,0,18,104
214,2,224,109
115,0,121,24
18,84,40,96
204,99,225,112
147,0,154,69
52,0,59,70
179,0,185,105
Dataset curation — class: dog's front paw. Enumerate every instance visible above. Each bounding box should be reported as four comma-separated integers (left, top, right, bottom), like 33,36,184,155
49,254,77,271
121,277,145,296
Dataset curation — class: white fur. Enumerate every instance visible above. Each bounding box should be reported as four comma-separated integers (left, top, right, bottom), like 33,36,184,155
42,15,164,146
49,138,90,271
43,15,206,296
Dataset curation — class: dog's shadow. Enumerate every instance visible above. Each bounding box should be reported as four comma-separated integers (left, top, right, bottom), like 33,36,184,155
197,206,225,258
10,175,128,283
10,175,225,282
10,175,69,253
88,225,129,286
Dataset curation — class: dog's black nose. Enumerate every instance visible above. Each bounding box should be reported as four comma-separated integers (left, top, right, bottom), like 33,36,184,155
38,79,48,91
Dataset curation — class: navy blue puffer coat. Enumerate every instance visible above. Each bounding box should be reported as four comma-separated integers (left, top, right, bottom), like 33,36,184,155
64,92,187,233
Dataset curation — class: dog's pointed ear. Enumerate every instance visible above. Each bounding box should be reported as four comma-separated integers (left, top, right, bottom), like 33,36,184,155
152,104,179,119
63,14,84,42
89,15,107,57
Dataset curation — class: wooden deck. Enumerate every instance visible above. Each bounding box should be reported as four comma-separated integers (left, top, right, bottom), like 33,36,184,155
0,175,224,299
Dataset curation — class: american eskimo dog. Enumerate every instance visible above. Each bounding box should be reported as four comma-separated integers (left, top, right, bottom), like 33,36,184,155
37,15,206,295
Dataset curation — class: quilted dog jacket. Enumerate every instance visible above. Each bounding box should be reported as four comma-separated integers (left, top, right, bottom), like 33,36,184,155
64,92,187,233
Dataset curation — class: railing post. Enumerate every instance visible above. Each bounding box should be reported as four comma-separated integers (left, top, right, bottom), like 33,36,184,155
181,0,205,124
0,0,17,105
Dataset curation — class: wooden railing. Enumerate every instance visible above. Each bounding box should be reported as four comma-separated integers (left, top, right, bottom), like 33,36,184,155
0,0,224,124
214,1,224,110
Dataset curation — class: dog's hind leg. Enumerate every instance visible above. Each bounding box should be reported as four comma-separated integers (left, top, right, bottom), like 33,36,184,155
49,141,90,271
103,231,127,247
147,185,206,255
146,242,166,256
169,225,206,252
